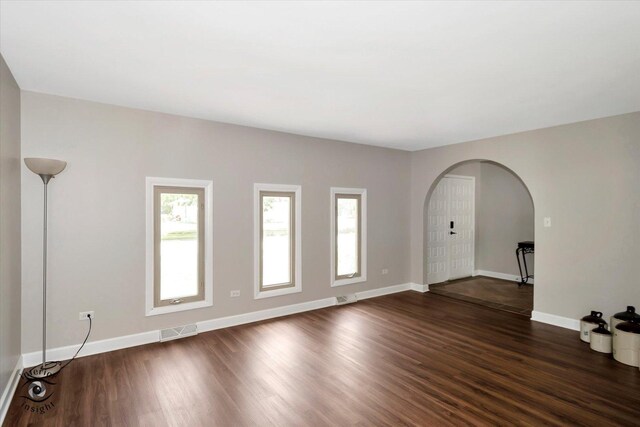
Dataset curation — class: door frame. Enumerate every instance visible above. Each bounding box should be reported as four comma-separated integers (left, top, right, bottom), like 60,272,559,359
426,174,475,284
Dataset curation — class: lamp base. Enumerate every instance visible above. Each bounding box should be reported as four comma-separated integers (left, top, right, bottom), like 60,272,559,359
25,361,61,379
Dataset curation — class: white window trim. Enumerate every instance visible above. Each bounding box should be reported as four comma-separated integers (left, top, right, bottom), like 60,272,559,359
254,183,302,299
145,177,214,316
330,187,367,287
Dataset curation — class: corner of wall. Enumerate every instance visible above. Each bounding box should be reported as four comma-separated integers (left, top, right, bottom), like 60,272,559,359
0,53,22,425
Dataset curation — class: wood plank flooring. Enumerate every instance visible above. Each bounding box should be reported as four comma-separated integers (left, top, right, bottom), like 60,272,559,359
5,292,639,426
430,276,533,316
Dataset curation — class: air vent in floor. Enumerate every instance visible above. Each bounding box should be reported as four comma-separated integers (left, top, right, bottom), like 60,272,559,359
336,294,358,305
160,324,198,342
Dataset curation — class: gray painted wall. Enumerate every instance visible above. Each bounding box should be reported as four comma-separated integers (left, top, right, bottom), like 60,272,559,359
20,92,411,352
0,55,21,393
411,112,640,321
444,161,534,277
15,88,640,354
476,162,534,276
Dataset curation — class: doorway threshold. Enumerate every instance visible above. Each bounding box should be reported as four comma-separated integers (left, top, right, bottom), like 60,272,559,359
429,276,532,317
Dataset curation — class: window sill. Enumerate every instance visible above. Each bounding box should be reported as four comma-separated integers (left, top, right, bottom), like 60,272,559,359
254,285,301,300
146,299,212,317
331,275,367,287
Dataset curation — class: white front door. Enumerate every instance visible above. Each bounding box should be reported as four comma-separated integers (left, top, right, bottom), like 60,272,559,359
426,178,450,284
426,175,475,284
447,176,475,280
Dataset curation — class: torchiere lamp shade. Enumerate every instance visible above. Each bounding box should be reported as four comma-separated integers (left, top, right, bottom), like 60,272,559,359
24,158,67,176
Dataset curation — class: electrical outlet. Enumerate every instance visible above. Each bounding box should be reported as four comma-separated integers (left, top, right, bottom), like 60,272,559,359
230,290,240,298
382,269,389,275
79,311,94,320
544,217,551,227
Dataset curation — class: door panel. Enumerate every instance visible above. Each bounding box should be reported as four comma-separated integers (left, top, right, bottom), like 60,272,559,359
448,177,474,280
426,176,475,284
426,179,449,284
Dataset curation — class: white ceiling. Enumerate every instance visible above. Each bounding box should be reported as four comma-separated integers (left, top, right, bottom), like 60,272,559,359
1,1,639,151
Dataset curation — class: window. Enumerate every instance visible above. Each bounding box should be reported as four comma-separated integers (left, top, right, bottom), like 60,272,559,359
146,177,213,316
331,188,367,286
254,184,302,299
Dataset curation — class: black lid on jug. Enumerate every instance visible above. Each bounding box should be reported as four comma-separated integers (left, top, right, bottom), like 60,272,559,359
591,324,611,335
616,319,640,334
581,311,606,325
613,306,640,322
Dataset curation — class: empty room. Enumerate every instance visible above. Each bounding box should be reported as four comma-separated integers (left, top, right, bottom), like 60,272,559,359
1,1,639,426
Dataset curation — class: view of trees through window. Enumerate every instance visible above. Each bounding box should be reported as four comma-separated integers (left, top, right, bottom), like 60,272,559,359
337,197,359,277
160,192,199,300
261,194,292,287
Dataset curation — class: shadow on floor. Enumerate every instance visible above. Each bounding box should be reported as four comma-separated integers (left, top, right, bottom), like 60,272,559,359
429,275,533,316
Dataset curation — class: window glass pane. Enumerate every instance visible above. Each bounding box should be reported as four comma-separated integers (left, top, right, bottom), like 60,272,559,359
337,197,359,276
262,195,292,287
160,192,199,300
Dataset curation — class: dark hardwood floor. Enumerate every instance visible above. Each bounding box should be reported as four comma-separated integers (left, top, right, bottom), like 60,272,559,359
5,292,639,426
430,275,533,316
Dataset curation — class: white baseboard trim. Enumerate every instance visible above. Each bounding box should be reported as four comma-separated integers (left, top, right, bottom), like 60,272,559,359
22,330,159,368
356,283,410,300
474,269,534,284
531,311,580,331
409,283,429,293
0,355,23,425
22,282,422,368
197,297,337,333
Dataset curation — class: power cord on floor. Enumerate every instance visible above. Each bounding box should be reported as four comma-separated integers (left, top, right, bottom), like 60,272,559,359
59,313,92,371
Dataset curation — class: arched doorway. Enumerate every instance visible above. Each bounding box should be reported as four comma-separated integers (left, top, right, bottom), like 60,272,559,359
423,160,535,316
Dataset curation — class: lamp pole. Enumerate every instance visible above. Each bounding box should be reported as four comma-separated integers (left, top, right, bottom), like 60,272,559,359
41,175,51,370
24,158,66,379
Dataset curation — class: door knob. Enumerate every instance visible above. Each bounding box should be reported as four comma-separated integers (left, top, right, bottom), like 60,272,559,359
449,231,457,235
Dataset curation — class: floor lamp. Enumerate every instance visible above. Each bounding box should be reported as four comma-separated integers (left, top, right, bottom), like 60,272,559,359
24,157,67,378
